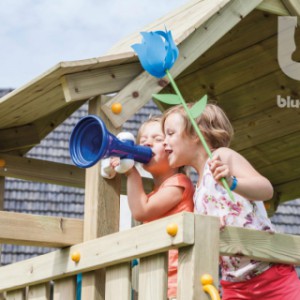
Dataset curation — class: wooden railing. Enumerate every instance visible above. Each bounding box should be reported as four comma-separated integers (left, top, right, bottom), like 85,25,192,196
0,212,300,299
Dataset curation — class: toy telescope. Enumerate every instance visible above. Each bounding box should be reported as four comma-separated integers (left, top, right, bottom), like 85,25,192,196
69,115,153,168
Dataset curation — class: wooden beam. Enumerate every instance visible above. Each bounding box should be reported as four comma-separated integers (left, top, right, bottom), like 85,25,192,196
0,211,83,247
177,33,279,104
282,0,300,17
178,215,219,300
220,225,300,265
28,283,50,300
273,178,300,203
81,96,121,300
61,63,142,102
0,153,84,188
0,153,153,193
101,0,264,128
53,277,76,300
231,105,300,152
257,0,290,15
6,289,26,300
139,253,168,300
0,212,194,292
105,263,131,300
0,125,40,152
31,100,86,153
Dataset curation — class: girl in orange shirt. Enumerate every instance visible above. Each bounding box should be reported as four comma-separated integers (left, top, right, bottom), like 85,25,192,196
111,116,194,299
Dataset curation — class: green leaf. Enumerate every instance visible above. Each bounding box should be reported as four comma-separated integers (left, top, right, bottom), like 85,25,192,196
152,94,182,105
190,95,208,119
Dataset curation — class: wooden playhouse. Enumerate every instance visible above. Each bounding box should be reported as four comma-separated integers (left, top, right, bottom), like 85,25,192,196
0,0,300,299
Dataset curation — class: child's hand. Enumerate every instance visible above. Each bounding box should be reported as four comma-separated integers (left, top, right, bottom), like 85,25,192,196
110,157,121,169
208,155,232,185
110,156,134,174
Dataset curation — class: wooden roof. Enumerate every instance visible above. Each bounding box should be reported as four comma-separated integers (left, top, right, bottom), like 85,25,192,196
0,0,300,213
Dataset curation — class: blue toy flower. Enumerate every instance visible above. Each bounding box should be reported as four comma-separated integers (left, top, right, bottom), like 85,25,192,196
131,30,179,78
131,29,235,202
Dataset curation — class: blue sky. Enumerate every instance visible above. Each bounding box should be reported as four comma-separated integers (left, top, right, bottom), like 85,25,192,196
0,0,187,89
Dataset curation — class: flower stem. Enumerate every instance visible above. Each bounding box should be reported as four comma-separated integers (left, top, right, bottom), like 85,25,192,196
166,70,234,201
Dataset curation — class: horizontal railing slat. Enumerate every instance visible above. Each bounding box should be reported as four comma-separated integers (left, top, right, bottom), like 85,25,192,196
0,212,194,292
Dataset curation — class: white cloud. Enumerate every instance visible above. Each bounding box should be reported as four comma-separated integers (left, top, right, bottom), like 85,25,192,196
0,0,187,88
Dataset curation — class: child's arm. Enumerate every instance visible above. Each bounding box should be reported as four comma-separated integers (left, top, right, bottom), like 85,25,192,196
125,167,184,222
209,147,273,201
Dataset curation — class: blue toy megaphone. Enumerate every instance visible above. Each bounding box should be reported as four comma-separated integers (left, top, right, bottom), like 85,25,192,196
69,115,153,168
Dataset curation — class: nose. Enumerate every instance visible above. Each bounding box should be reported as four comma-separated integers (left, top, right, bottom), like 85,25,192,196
163,138,168,148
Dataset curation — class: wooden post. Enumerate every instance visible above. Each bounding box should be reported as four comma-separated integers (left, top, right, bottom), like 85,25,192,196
81,95,121,300
53,277,76,300
28,283,50,300
105,263,131,300
139,253,168,300
178,215,220,300
6,289,26,300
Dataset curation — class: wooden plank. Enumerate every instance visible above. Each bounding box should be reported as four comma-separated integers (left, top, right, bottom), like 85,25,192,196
220,225,300,265
282,0,300,17
0,154,84,188
273,178,300,203
28,283,50,300
105,263,131,300
0,212,194,292
251,155,300,186
0,84,66,129
0,211,83,247
53,277,76,300
0,153,153,194
102,0,263,128
177,33,278,102
81,96,121,300
0,125,40,152
138,253,168,300
217,68,299,121
6,289,25,300
178,215,219,300
231,105,300,151
0,54,135,129
257,0,290,15
108,0,231,55
31,100,87,154
240,132,300,170
61,63,142,102
179,10,278,78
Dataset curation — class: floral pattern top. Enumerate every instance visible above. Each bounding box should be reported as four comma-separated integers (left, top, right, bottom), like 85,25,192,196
193,160,275,282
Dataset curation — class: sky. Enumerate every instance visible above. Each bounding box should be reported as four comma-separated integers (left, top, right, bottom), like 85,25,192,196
0,0,187,89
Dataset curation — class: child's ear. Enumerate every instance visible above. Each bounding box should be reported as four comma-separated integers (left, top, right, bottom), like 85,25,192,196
192,134,201,144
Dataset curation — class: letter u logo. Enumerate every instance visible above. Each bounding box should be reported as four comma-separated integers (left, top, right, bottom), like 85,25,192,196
278,17,300,81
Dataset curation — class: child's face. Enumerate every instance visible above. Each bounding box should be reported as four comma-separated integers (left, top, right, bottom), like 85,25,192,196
139,121,170,173
164,113,196,168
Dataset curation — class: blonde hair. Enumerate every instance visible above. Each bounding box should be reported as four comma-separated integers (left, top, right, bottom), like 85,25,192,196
162,103,234,148
136,115,162,144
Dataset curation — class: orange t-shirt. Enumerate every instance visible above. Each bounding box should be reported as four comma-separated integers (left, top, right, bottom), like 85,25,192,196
144,173,194,298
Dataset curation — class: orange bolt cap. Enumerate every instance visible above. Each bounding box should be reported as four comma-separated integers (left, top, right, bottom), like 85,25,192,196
200,274,213,285
166,223,178,237
111,102,122,114
71,251,81,263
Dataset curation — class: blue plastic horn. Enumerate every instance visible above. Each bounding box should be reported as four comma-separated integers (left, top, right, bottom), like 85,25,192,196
69,115,153,168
